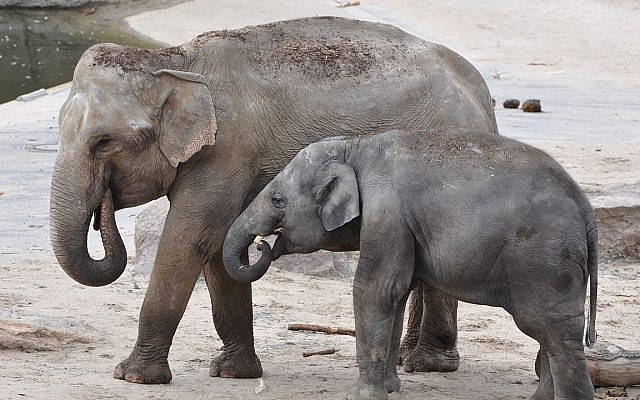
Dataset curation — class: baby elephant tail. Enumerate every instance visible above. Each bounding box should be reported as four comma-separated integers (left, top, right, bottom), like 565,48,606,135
585,220,598,348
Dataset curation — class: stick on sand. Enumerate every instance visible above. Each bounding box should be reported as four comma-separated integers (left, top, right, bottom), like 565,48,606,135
287,323,355,337
303,348,340,357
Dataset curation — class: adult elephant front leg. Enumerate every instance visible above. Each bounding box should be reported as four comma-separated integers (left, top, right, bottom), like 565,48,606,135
114,215,205,384
205,253,263,378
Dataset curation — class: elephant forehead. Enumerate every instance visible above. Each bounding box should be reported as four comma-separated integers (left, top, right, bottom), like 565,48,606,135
59,89,148,146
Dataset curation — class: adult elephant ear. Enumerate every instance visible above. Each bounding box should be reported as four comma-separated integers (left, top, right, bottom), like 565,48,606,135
316,162,360,231
153,69,217,167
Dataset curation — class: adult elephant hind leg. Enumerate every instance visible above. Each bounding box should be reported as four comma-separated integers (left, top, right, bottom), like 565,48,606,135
114,228,205,384
402,284,460,373
205,253,263,379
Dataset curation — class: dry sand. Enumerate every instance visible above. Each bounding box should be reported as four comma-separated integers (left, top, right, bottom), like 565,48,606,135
1,0,639,399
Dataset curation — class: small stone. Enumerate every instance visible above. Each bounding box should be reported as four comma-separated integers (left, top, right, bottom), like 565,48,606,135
522,99,542,112
503,98,520,109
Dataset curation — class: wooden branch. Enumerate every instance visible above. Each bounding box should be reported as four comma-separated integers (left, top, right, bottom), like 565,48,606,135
287,323,355,337
303,348,340,357
585,341,640,387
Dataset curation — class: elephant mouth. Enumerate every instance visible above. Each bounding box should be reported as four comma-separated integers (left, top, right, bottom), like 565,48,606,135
255,227,285,261
92,189,112,232
92,187,121,232
272,235,285,260
92,202,102,231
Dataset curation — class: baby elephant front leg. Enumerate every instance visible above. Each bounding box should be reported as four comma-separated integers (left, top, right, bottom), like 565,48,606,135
347,251,413,400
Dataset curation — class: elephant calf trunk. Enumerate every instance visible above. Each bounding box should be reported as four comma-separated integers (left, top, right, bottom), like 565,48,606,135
223,215,274,283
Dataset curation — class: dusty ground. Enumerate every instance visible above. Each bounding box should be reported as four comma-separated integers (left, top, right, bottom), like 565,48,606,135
0,0,639,399
1,257,639,400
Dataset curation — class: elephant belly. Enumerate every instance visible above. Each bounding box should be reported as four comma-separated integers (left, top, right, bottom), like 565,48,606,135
413,235,511,309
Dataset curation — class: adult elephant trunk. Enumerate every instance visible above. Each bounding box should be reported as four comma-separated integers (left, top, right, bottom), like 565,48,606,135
222,205,274,284
49,164,127,287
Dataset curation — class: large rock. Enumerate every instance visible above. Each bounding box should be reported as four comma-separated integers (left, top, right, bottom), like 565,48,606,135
269,250,354,278
132,197,169,275
133,198,355,278
0,0,126,7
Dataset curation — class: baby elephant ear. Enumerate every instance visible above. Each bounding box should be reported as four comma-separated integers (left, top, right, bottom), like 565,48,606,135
153,69,217,167
317,162,360,231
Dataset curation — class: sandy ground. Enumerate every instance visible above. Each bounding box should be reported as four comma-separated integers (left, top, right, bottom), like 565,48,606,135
1,255,639,400
0,0,639,399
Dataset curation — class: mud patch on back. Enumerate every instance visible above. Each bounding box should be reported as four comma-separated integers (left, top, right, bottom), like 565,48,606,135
90,44,185,73
192,28,251,45
273,38,376,79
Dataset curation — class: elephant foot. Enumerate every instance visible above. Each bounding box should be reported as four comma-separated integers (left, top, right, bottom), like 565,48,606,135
113,350,172,384
397,331,419,365
402,345,460,373
384,373,401,393
531,390,554,400
346,383,388,400
209,347,263,378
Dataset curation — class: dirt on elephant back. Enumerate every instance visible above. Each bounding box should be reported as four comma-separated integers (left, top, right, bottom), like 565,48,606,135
89,44,186,73
272,38,375,79
189,17,424,82
191,26,376,78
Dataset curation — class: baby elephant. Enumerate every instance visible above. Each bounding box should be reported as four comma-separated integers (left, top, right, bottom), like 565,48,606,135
223,129,598,400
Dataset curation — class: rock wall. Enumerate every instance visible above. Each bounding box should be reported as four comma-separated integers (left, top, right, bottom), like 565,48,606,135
0,0,126,8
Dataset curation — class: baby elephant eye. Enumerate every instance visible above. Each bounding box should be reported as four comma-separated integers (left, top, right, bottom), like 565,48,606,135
272,193,288,209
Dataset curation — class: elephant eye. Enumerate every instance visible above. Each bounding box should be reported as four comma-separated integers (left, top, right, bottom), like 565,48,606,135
96,137,111,146
91,136,113,153
272,193,288,209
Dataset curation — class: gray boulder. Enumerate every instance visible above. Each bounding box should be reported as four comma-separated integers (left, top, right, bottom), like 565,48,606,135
132,197,169,275
269,250,354,278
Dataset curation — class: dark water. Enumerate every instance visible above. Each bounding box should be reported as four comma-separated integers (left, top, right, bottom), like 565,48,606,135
0,9,157,103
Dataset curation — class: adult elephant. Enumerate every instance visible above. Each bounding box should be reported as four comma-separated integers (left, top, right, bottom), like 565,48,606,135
49,16,497,384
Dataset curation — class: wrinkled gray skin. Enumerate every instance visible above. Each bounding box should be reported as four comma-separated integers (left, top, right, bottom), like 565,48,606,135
49,17,497,384
224,130,598,400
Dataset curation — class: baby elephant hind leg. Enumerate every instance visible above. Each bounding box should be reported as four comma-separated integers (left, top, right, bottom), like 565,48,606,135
533,347,555,400
511,282,593,399
515,313,593,400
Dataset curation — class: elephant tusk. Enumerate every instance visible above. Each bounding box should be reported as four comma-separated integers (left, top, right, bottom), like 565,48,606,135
253,235,264,244
274,227,283,234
